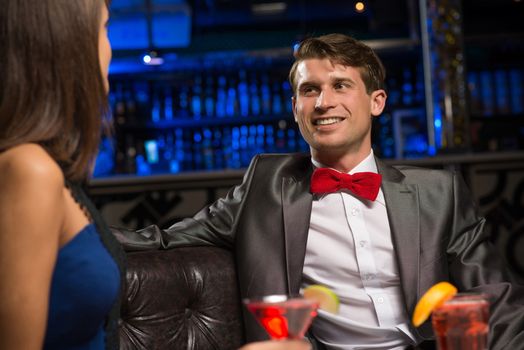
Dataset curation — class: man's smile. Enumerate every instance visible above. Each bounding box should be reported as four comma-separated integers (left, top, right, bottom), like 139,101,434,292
313,117,345,126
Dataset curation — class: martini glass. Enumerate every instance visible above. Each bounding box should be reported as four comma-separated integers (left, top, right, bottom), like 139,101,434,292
243,294,319,340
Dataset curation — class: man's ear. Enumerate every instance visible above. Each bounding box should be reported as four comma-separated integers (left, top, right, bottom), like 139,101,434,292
370,89,387,117
292,96,298,122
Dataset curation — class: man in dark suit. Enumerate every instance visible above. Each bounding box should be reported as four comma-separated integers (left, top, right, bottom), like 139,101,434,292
119,34,524,349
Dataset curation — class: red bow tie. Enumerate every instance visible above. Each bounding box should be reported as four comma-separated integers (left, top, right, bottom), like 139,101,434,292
310,168,382,201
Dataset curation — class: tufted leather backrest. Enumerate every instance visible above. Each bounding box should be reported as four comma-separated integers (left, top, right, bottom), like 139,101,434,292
119,246,245,350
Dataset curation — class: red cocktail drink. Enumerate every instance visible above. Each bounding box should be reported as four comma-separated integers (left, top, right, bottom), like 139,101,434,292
244,295,319,340
432,294,489,350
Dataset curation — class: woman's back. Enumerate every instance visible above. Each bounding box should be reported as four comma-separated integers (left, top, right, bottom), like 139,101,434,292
0,144,120,349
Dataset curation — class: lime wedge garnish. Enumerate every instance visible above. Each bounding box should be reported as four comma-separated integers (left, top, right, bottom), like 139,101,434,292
303,284,340,314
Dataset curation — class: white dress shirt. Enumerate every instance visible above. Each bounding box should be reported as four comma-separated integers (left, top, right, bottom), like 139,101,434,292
301,150,420,349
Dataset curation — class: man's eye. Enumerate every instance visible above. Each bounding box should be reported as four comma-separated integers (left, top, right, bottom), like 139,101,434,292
302,86,318,95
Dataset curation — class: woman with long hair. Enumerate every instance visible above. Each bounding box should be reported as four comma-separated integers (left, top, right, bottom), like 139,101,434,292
0,0,125,349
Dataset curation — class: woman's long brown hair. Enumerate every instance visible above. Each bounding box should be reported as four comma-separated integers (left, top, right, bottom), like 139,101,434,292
0,0,110,182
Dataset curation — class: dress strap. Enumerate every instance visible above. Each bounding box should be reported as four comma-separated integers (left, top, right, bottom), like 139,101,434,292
65,180,93,222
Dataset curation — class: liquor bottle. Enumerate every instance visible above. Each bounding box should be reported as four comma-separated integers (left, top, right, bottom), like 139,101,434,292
467,71,481,116
144,138,159,165
202,128,214,170
151,90,162,124
401,68,414,107
222,126,233,169
240,125,250,167
265,125,275,153
282,80,293,113
272,80,283,115
191,75,203,118
123,83,137,123
113,82,126,125
494,70,510,114
92,138,115,177
387,77,401,107
377,112,395,158
134,81,150,121
216,75,227,118
169,128,182,173
509,69,523,114
164,86,174,121
479,71,494,116
155,133,167,173
247,125,257,162
135,153,151,175
276,127,286,152
174,128,189,171
297,132,308,152
231,126,241,168
213,128,225,169
238,70,250,117
287,128,297,151
163,131,175,173
204,75,215,118
256,124,265,154
124,134,137,174
249,73,261,116
226,76,239,117
178,84,190,118
193,130,204,170
261,73,272,115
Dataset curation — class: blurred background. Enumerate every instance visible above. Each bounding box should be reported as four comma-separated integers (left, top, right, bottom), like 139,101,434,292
89,0,524,276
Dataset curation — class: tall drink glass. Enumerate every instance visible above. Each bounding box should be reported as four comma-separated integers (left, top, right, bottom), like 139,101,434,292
243,294,319,340
431,293,489,350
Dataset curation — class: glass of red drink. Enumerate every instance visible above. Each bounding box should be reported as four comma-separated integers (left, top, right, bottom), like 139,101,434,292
243,294,319,340
431,293,489,350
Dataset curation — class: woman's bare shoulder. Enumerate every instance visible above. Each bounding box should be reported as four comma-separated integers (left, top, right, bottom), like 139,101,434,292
0,143,64,189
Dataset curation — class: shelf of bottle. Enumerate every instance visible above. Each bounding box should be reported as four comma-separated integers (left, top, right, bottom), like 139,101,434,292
117,114,295,130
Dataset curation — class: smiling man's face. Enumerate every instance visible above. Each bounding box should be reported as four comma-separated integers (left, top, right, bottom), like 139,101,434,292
292,58,386,163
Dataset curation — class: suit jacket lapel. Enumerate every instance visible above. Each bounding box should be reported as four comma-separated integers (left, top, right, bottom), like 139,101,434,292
376,158,421,316
282,162,314,294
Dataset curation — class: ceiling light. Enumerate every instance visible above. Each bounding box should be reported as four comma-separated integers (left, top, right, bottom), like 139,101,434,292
142,50,164,66
355,2,365,13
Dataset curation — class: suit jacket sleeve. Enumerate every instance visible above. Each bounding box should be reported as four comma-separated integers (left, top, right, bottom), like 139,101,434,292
446,171,524,349
111,155,261,251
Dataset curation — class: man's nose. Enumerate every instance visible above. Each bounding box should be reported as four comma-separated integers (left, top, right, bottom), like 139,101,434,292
315,90,336,110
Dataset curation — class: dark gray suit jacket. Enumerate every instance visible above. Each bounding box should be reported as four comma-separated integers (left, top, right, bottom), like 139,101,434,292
120,153,524,349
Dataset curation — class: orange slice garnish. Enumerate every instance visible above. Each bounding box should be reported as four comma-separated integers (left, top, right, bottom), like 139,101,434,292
412,281,458,327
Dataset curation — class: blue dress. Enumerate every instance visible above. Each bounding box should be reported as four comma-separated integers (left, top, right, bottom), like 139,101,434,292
44,224,121,349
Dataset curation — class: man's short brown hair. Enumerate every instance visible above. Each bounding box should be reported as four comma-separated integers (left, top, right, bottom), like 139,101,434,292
289,33,386,95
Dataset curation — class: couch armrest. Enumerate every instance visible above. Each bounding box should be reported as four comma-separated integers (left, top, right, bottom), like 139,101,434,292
119,246,244,349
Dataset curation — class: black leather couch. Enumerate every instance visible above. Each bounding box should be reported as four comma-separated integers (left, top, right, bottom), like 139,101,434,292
116,245,436,350
119,246,245,349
